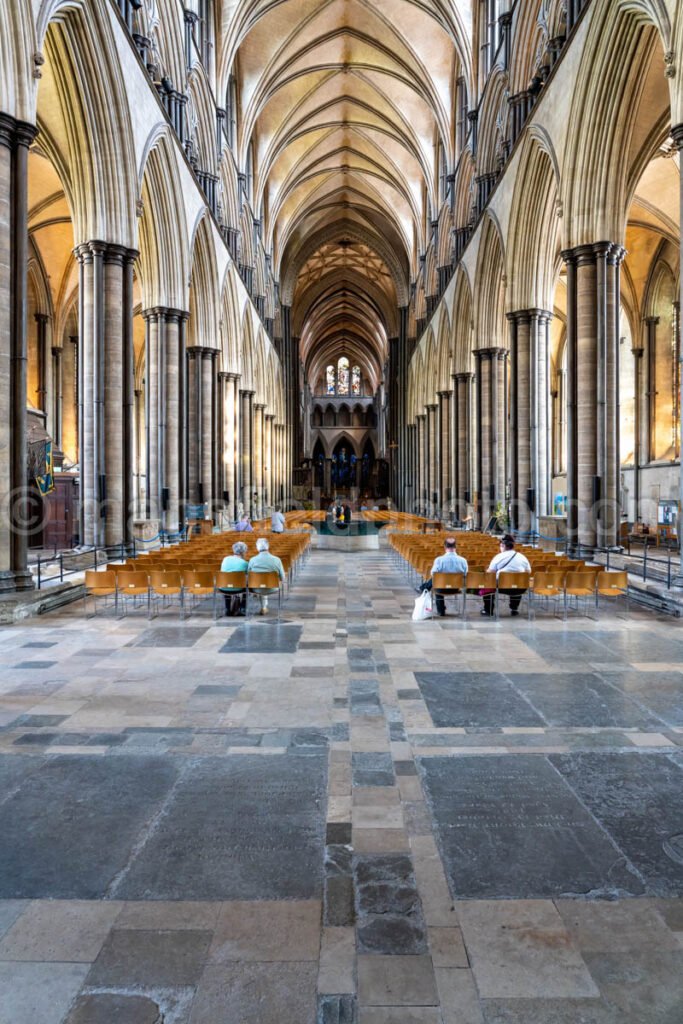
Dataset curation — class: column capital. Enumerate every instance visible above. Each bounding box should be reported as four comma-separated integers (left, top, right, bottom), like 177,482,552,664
562,242,624,267
671,124,683,149
454,371,475,382
34,312,50,325
51,345,61,357
474,346,506,359
166,308,190,323
217,370,231,381
437,390,453,399
0,113,37,151
426,403,438,411
240,388,256,397
508,307,553,323
265,412,276,421
254,402,266,411
644,315,660,326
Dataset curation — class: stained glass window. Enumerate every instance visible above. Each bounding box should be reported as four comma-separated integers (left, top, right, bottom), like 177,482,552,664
351,365,361,395
326,365,336,395
337,357,350,395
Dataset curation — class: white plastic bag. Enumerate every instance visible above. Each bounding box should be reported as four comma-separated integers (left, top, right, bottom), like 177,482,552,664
412,590,432,621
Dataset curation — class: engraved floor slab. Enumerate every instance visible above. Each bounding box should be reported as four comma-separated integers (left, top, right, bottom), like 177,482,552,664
414,673,544,728
419,755,643,898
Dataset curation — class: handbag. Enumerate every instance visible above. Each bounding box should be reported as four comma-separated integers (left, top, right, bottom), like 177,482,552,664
412,590,433,621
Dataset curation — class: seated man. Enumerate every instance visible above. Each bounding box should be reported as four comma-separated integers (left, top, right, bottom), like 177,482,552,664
482,534,531,618
271,505,285,534
419,537,468,617
248,537,285,615
234,514,253,532
219,541,249,616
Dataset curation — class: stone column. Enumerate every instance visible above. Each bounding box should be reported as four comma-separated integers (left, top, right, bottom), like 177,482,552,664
63,335,78,464
201,350,214,514
632,345,644,521
474,348,506,529
0,116,36,589
161,311,185,537
416,414,426,511
645,316,659,463
240,389,254,514
51,345,62,449
509,310,552,533
35,312,49,412
254,402,265,517
438,390,452,516
426,403,438,513
454,373,473,517
222,372,237,520
562,243,624,551
265,413,275,509
143,309,160,518
671,125,683,562
134,387,143,515
187,346,201,505
215,368,225,516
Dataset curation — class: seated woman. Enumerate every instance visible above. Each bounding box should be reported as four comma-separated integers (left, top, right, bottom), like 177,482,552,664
482,534,531,618
220,541,249,615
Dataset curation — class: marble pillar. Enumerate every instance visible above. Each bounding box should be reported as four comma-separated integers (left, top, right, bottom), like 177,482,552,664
265,413,275,509
438,390,452,514
240,389,254,514
454,373,473,519
254,402,265,516
474,348,507,529
426,403,438,513
0,115,36,589
143,310,160,518
671,125,683,560
201,350,214,513
562,243,624,551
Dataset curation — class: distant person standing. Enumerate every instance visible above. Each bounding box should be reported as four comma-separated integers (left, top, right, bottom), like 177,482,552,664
271,505,285,533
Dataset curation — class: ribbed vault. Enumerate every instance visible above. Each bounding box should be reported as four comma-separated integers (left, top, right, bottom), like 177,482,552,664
220,0,469,400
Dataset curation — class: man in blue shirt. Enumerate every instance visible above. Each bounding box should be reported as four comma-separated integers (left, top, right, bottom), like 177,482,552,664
418,537,468,616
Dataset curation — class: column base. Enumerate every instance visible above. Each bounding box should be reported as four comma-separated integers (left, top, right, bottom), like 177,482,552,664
10,569,35,592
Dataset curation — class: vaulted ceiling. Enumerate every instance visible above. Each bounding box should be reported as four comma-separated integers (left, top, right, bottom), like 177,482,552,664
219,0,471,390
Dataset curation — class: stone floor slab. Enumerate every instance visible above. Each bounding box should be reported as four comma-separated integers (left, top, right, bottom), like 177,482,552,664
0,961,89,1024
456,900,599,999
64,993,163,1024
0,899,121,961
414,673,544,729
358,955,438,1006
189,961,318,1024
86,928,211,988
420,755,643,898
209,900,321,962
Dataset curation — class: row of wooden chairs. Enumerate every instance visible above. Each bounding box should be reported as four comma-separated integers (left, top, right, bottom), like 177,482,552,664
428,568,629,620
84,567,284,620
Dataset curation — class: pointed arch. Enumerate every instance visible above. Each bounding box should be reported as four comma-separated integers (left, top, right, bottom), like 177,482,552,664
188,213,219,349
137,126,190,310
473,214,507,349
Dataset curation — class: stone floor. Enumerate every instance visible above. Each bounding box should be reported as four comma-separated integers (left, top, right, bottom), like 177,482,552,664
1,548,683,1023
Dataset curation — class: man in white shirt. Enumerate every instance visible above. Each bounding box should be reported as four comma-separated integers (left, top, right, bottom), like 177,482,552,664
418,537,468,617
271,505,285,533
482,535,531,617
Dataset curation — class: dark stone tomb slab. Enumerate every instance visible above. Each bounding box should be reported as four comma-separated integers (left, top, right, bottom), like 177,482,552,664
590,630,683,664
550,752,683,896
352,751,395,787
507,673,662,728
0,754,178,898
604,670,683,727
419,754,643,899
12,661,56,669
415,672,544,728
193,684,241,696
116,753,327,900
126,627,208,648
221,624,302,654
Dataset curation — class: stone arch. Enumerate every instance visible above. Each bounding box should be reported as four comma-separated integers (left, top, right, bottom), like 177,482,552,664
507,130,561,311
280,223,410,308
0,0,34,121
451,266,474,374
473,214,507,349
188,213,219,349
137,126,189,310
219,262,242,372
37,0,138,247
562,1,672,247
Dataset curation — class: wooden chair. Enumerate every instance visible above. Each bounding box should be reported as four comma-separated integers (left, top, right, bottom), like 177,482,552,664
463,569,496,620
596,570,629,615
148,570,184,619
496,571,532,620
530,570,566,618
84,570,117,617
182,570,217,617
215,570,247,619
431,572,466,618
247,570,282,620
564,570,597,619
116,571,150,617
